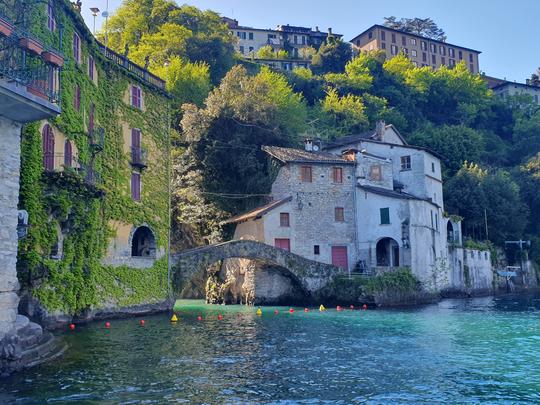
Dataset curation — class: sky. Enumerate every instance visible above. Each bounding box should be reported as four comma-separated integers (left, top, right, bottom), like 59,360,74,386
81,0,540,82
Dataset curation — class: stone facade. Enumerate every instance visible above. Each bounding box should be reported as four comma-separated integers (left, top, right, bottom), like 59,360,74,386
0,118,23,339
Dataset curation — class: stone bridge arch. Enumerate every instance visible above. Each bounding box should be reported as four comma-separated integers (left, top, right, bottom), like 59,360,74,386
171,240,343,298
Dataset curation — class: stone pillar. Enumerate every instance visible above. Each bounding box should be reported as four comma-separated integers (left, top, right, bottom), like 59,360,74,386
0,117,22,339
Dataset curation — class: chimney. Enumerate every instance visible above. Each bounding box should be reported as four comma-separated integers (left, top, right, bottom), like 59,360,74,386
328,27,333,35
304,139,313,152
375,120,386,140
315,26,319,32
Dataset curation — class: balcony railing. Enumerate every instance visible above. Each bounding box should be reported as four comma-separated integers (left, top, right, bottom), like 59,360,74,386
130,146,147,169
96,41,166,91
43,153,101,187
89,127,104,152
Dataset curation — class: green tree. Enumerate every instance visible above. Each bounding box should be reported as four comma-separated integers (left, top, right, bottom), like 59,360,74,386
383,16,446,41
311,36,352,74
318,88,369,138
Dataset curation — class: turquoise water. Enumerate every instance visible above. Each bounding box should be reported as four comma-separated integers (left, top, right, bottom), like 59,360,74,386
2,295,540,403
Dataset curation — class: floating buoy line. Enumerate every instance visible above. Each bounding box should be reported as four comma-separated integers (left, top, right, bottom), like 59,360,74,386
66,304,370,330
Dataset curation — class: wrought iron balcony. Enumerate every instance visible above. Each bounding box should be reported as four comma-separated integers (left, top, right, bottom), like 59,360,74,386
42,152,101,187
89,127,104,152
0,11,62,122
130,146,147,169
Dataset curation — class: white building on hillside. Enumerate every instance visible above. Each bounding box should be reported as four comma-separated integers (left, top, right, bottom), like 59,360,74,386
226,122,493,293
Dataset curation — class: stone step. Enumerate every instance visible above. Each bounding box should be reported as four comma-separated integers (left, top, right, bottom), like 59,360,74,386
18,322,43,350
20,332,67,369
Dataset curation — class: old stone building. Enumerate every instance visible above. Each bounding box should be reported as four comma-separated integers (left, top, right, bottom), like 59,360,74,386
229,122,493,295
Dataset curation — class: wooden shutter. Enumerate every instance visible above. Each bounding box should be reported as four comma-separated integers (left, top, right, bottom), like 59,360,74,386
275,238,290,252
131,172,141,201
380,208,390,225
279,213,290,227
42,124,55,171
331,246,348,269
64,140,72,167
333,167,343,183
88,103,94,133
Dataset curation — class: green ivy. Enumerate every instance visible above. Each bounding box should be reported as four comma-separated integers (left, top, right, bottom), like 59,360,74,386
18,0,171,315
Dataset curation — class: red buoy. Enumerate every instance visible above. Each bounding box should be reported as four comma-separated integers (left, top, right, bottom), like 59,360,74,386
139,319,145,326
274,309,279,315
105,321,111,328
217,314,223,320
304,308,309,312
69,323,75,331
337,305,342,311
350,305,354,310
197,315,202,321
362,304,368,310
289,308,294,313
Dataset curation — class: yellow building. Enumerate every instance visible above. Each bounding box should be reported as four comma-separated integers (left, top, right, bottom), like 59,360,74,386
351,25,480,73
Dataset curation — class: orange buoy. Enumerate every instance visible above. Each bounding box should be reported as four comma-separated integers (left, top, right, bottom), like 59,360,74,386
337,305,342,311
289,308,295,313
274,309,279,315
197,315,202,321
69,323,75,331
217,314,223,320
139,319,145,326
105,321,111,328
362,304,368,310
304,308,309,312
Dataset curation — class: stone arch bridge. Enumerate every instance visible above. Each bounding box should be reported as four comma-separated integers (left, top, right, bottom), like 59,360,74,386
171,240,344,296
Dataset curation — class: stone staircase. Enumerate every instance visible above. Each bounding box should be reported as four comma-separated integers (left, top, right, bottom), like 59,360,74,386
1,315,67,376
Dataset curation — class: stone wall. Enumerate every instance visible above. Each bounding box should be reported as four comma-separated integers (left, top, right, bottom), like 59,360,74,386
0,118,22,339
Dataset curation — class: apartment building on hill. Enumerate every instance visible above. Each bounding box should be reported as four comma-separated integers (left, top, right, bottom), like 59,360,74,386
351,25,481,73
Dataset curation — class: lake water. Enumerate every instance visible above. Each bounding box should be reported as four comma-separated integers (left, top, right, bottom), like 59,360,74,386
2,295,540,404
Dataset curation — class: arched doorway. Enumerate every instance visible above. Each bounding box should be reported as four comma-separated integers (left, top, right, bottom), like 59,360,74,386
131,226,156,257
42,124,55,171
376,237,400,267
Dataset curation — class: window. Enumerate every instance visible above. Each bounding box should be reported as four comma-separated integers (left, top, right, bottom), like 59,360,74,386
280,213,290,227
248,32,253,40
401,36,406,46
249,46,254,53
400,155,411,170
432,54,436,64
421,41,427,51
73,32,81,63
294,35,298,44
430,43,436,53
335,207,344,222
368,31,373,39
432,162,435,173
435,213,439,231
449,48,455,58
131,85,142,109
422,52,427,62
47,0,55,31
314,245,320,255
439,46,446,55
469,53,474,62
469,64,474,73
441,57,446,65
88,103,94,133
73,85,80,111
42,124,55,171
300,166,312,182
411,50,417,57
449,59,456,67
391,33,396,43
64,140,73,167
131,172,141,201
237,31,246,39
380,208,390,225
458,50,463,60
381,42,386,50
369,165,382,181
275,238,290,252
411,38,417,45
332,167,343,183
381,31,386,41
302,36,306,45
88,56,94,81
239,46,244,54
391,45,398,55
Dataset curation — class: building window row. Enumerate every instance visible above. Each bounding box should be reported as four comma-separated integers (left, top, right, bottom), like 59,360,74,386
300,166,346,184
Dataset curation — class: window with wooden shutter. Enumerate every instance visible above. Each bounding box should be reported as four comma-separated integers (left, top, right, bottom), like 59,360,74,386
335,207,345,222
47,1,55,31
64,140,72,167
131,85,142,109
332,167,343,183
88,103,94,133
42,124,55,171
73,32,81,63
380,208,390,225
400,156,411,170
131,172,141,201
279,213,290,227
88,56,95,81
369,165,382,181
275,238,290,252
300,166,312,182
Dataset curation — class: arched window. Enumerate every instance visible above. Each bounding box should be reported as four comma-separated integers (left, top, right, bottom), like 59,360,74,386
376,237,400,267
131,226,156,257
42,124,55,171
64,140,73,167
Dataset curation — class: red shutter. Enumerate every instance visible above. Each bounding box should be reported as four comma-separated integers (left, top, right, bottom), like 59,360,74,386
42,124,55,171
64,140,72,167
331,246,348,269
275,238,290,252
88,56,94,80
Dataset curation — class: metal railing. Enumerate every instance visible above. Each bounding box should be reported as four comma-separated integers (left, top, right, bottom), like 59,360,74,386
0,13,62,104
130,146,147,168
96,41,166,91
43,153,101,186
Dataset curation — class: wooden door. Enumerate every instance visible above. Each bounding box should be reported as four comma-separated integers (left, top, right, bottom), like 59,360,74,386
331,246,348,269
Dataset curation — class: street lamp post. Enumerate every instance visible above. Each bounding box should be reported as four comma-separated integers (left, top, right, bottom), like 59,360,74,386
90,7,100,36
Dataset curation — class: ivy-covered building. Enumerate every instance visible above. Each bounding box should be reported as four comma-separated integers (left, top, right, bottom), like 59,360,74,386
11,0,171,322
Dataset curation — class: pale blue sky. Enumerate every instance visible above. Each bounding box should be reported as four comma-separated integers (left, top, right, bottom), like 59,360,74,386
82,0,539,82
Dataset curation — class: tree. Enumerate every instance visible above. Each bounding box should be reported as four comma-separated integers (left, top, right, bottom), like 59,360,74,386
311,35,352,74
529,67,540,87
383,16,446,41
317,88,369,138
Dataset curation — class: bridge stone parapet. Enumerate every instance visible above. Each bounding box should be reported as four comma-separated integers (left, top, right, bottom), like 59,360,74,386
171,240,344,296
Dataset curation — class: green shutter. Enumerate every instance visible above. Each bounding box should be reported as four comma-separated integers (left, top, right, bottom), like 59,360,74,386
380,208,390,225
